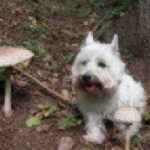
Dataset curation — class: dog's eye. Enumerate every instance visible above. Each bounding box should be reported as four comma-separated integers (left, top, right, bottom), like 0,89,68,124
98,62,106,68
81,60,87,66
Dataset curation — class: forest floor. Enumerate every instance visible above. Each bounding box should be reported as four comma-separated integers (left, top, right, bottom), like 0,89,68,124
0,1,150,150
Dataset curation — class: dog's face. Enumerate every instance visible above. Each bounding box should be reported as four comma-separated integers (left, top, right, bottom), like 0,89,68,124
72,32,125,95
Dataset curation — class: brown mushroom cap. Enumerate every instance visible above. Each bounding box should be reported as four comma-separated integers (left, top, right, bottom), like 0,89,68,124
0,46,34,67
113,106,141,124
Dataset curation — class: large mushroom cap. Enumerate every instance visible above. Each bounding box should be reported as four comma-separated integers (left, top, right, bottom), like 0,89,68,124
113,106,141,124
0,46,34,67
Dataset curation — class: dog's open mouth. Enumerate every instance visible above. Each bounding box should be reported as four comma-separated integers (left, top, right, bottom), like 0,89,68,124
83,82,103,93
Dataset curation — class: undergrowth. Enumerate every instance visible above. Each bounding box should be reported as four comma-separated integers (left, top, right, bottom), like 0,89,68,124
88,0,134,18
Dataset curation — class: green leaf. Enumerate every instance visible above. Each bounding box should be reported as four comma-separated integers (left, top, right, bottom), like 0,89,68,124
46,105,59,116
24,40,37,53
20,22,45,33
131,135,141,146
20,22,32,31
58,115,76,128
48,62,61,72
25,116,41,127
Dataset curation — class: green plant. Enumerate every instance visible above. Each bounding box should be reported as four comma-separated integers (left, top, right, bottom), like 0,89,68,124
20,22,45,33
37,49,46,59
25,104,60,127
108,0,133,18
63,52,71,61
58,115,76,128
88,0,133,18
49,4,59,15
25,116,41,127
48,62,61,72
25,0,34,5
24,40,37,53
24,40,46,58
78,8,91,19
88,0,108,11
46,105,59,116
131,136,141,146
21,22,32,30
8,3,17,10
68,7,80,14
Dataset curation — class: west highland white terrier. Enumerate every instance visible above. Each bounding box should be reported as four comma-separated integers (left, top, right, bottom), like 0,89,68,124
72,32,146,144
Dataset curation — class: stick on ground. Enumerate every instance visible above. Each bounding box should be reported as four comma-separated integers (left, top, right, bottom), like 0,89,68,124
13,66,71,106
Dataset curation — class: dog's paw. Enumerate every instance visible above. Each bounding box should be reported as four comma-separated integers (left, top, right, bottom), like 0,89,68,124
83,133,105,144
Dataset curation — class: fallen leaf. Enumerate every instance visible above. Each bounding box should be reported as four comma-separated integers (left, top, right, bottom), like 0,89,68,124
143,112,150,121
77,119,82,125
36,104,51,111
57,137,75,150
71,43,78,48
43,54,53,62
120,13,125,17
14,79,28,87
58,126,65,130
37,70,43,78
49,77,58,84
142,111,150,124
29,108,39,115
61,89,70,100
32,90,41,96
25,117,41,127
58,101,67,108
61,110,70,116
20,60,30,68
83,21,89,26
28,16,37,26
36,124,51,133
35,112,44,119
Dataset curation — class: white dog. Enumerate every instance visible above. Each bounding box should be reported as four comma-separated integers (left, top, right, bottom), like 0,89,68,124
72,32,146,144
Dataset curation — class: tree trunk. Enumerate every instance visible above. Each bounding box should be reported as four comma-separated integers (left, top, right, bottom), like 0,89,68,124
112,0,150,88
138,0,150,84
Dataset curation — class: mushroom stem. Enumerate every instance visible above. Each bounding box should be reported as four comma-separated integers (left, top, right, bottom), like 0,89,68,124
3,67,12,117
125,130,130,150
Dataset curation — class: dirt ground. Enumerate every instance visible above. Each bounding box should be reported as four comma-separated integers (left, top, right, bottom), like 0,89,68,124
0,1,149,150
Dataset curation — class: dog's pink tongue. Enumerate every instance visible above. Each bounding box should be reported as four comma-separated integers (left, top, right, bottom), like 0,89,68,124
85,85,96,92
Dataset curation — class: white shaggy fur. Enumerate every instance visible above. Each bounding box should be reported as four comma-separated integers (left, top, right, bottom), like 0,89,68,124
72,32,146,144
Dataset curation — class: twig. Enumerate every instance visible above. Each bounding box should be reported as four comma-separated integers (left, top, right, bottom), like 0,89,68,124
12,66,71,106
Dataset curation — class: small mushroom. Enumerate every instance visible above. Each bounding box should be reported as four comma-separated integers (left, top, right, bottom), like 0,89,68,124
0,46,34,117
113,106,141,150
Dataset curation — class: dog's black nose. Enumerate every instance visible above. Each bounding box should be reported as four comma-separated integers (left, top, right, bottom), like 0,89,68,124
82,74,91,82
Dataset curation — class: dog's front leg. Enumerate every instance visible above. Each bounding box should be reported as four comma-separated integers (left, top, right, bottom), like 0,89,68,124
83,112,105,144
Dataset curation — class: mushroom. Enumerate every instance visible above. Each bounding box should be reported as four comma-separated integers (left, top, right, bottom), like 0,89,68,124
0,46,34,117
113,106,141,150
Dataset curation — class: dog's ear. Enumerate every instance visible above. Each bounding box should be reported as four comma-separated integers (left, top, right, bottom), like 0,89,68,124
111,34,119,53
85,31,94,45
